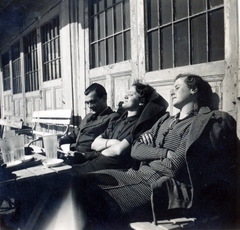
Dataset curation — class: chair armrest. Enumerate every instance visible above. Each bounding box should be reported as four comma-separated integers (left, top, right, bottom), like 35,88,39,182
151,176,192,225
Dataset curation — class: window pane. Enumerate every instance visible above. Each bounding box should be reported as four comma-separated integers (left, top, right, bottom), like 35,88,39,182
147,0,158,29
93,16,99,41
161,26,173,69
115,34,123,62
209,9,224,61
107,37,114,64
99,0,105,12
106,0,113,8
124,30,131,60
209,0,223,8
2,51,10,91
190,0,206,15
174,21,189,66
124,0,130,29
191,15,207,64
91,43,99,68
114,3,122,32
106,9,113,36
148,30,159,71
160,0,172,25
92,0,98,14
99,40,106,66
174,0,188,20
99,12,105,39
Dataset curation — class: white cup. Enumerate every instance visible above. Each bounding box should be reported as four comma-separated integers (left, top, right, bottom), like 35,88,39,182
43,134,57,162
0,137,15,164
13,135,25,161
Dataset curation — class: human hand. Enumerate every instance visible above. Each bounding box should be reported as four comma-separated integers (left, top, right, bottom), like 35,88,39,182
67,150,76,157
101,148,117,157
139,132,154,145
106,139,121,148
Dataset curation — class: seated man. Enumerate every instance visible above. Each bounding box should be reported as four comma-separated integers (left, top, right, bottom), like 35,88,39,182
59,83,119,164
71,80,168,174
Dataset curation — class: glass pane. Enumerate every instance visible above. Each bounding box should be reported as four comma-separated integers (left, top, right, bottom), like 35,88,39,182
160,0,172,25
106,0,113,8
3,64,10,91
91,0,98,15
99,0,105,12
190,0,206,15
174,0,188,20
209,9,224,61
209,0,223,8
93,16,98,41
114,3,122,32
99,12,105,39
124,30,131,60
147,0,158,29
124,0,130,29
148,30,159,71
107,37,114,64
2,52,9,66
174,20,189,66
99,41,106,66
91,43,99,68
191,15,207,64
161,26,173,69
106,8,113,36
115,34,123,62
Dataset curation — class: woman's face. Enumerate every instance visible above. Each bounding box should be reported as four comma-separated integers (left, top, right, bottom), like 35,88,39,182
171,77,194,110
122,86,141,111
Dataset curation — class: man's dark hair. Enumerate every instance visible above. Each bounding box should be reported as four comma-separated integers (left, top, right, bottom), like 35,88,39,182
84,83,107,99
175,73,213,108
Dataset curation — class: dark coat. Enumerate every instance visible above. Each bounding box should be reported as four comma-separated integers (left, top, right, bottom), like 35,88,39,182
151,107,238,222
59,107,120,162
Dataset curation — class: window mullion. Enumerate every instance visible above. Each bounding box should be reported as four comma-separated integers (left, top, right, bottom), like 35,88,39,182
172,0,175,68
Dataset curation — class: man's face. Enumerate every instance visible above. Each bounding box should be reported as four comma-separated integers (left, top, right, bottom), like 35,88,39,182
85,91,106,114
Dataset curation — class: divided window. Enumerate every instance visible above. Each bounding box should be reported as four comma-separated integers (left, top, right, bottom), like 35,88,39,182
89,0,131,68
41,16,61,81
145,0,224,71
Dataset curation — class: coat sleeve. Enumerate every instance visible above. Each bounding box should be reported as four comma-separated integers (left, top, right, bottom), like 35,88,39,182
131,116,168,160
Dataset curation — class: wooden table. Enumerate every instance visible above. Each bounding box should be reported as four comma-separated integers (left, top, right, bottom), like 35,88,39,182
0,146,72,230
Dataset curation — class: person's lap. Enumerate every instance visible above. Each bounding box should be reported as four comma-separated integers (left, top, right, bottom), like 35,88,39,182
71,154,128,175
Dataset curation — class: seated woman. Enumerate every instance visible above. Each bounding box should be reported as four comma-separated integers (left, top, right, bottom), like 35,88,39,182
68,74,237,229
70,80,168,174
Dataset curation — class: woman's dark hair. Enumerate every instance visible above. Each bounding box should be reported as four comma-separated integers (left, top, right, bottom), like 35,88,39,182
175,74,213,109
132,80,155,105
84,83,107,99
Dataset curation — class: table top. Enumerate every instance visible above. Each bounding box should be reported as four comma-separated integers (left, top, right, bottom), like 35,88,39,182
0,145,72,185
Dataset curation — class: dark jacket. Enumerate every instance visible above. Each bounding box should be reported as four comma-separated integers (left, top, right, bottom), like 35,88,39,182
151,107,238,222
59,107,119,162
